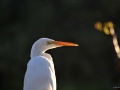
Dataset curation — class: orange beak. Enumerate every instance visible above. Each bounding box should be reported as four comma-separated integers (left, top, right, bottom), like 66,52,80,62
53,41,79,46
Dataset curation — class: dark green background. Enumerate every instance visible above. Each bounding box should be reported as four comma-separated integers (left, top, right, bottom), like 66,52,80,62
0,0,120,90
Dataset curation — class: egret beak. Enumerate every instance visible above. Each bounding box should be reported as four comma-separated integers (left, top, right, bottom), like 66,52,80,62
53,41,79,46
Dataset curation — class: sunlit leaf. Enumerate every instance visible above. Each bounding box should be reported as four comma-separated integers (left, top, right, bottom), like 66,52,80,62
104,21,114,29
103,27,110,35
94,22,103,31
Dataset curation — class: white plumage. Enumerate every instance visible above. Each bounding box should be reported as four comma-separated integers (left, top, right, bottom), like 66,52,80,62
23,38,78,90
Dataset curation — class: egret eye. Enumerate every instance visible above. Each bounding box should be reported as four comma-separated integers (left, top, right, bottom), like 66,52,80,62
47,41,53,45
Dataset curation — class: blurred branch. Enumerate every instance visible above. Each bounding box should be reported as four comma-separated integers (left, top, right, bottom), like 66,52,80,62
95,21,120,59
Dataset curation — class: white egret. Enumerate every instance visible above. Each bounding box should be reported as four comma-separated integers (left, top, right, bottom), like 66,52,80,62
23,38,78,90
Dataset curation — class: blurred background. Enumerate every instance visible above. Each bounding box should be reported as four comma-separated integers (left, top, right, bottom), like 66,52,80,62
0,0,120,90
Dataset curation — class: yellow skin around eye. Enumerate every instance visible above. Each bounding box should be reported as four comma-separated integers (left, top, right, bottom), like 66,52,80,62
47,41,54,45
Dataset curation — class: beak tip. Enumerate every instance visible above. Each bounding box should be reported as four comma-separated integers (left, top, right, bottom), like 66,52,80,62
74,44,79,46
75,44,79,46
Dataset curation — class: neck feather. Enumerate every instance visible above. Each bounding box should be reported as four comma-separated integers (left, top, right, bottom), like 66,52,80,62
30,44,47,58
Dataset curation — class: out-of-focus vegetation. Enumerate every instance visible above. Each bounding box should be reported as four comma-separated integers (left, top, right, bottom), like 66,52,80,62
95,21,120,59
0,0,120,90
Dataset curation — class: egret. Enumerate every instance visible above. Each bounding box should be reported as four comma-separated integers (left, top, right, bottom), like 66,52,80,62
23,38,78,90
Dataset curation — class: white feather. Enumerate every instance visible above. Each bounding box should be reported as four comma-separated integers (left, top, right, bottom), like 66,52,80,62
23,56,56,90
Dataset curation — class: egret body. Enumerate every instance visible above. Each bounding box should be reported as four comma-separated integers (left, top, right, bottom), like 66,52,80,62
23,38,78,90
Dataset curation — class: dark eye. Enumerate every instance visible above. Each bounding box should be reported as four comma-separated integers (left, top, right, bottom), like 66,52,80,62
47,41,53,45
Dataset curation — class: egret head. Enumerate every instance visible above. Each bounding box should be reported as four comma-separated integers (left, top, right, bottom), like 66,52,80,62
34,38,61,50
31,38,78,58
